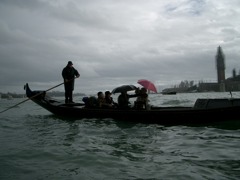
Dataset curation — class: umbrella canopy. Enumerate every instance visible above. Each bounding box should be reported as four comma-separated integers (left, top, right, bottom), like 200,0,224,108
111,85,137,94
137,79,157,93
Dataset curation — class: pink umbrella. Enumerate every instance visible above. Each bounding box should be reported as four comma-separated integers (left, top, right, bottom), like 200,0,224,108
137,79,157,93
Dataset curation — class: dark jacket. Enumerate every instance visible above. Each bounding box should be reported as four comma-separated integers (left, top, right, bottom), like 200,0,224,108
62,66,80,90
117,93,137,109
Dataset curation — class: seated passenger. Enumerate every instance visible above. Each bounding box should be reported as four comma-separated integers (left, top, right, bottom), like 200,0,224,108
82,96,97,108
105,91,118,108
97,91,112,108
135,88,149,109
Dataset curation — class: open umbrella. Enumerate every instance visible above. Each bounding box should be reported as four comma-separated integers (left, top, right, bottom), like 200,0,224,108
137,79,157,93
111,85,137,94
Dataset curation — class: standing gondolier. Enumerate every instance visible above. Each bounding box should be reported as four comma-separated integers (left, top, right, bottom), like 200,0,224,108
62,61,80,104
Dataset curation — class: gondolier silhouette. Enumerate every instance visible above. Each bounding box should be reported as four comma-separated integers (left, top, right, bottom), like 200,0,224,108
62,61,80,103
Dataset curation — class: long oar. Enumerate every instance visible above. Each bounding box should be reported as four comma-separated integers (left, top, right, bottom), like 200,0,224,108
0,78,76,114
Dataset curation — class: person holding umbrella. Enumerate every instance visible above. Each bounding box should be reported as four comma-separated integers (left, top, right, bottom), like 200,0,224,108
111,84,139,109
135,87,149,109
62,61,80,104
117,91,139,109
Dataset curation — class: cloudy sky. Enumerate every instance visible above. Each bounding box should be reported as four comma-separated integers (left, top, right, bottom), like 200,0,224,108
0,0,240,94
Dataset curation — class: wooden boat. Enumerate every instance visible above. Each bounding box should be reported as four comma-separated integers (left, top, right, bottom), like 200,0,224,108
25,83,240,126
162,91,177,95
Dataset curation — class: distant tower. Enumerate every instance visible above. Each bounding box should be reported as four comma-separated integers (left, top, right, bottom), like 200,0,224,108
215,46,225,91
216,46,225,83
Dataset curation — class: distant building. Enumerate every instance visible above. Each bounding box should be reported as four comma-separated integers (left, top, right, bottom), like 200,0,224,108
198,82,219,92
162,46,240,93
216,46,225,84
199,46,240,92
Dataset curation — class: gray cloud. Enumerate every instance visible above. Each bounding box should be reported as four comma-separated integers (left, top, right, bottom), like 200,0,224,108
0,0,240,94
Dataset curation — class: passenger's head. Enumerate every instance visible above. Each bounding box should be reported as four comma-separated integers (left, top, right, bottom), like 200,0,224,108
140,88,147,94
97,91,104,98
105,91,112,97
121,91,127,95
135,87,140,94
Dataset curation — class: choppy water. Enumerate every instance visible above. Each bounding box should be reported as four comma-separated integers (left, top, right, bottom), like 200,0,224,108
0,92,240,180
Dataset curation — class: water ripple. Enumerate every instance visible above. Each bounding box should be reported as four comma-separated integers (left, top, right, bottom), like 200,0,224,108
1,95,240,179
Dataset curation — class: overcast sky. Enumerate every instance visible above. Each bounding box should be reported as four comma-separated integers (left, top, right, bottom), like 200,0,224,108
0,0,240,94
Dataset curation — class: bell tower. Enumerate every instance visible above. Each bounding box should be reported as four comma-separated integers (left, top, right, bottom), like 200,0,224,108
216,46,225,83
215,46,225,91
